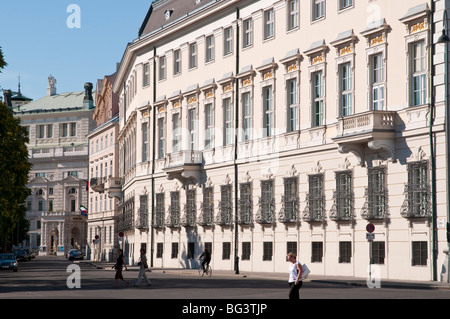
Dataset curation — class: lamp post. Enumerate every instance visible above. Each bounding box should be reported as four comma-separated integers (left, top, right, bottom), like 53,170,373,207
437,8,450,283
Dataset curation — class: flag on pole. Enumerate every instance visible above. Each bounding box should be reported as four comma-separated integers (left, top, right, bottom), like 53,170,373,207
80,205,88,216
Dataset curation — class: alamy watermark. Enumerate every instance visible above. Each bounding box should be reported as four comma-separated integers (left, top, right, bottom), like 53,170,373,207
66,264,81,289
67,4,81,29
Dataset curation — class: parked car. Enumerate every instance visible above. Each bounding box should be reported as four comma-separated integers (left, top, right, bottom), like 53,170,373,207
13,249,29,262
0,254,18,272
67,249,84,260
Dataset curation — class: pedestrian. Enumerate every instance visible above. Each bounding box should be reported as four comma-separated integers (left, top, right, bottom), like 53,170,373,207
198,248,211,273
135,248,152,287
112,249,129,287
287,252,303,299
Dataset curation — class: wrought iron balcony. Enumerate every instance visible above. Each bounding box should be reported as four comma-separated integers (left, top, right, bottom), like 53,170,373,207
278,196,299,223
238,200,253,225
255,197,275,224
90,177,105,193
181,205,196,227
135,208,149,230
165,207,180,228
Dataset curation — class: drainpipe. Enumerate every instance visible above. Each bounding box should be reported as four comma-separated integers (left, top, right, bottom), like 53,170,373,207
151,45,157,267
429,0,437,282
234,7,240,275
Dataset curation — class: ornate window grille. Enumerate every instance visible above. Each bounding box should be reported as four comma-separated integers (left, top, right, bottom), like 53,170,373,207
166,191,180,228
303,174,325,222
116,198,134,232
401,161,430,218
256,180,274,224
330,171,353,221
362,167,387,220
136,195,149,229
198,187,214,226
153,193,165,228
279,177,299,223
181,189,196,227
216,185,232,226
238,182,253,225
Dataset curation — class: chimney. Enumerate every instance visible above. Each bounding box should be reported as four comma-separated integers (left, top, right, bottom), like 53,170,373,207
47,75,57,96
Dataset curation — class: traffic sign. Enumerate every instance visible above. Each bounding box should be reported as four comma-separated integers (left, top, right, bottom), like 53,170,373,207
366,233,375,241
366,223,375,233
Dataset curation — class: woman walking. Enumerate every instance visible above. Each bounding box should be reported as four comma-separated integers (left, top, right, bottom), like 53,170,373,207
135,248,152,287
113,249,129,287
287,252,303,299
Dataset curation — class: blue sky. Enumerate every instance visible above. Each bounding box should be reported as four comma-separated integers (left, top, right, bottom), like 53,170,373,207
0,0,152,100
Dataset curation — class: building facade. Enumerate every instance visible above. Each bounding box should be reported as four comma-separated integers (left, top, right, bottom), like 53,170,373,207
112,0,450,281
86,73,120,261
13,77,96,256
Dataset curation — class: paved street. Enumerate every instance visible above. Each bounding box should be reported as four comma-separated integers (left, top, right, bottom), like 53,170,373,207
1,255,450,301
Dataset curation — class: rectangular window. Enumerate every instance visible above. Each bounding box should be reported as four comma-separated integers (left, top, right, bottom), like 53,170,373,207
312,242,323,262
263,242,273,261
312,71,324,126
142,123,148,162
371,54,385,110
260,180,274,223
243,19,253,48
38,125,45,139
155,193,165,228
206,35,215,62
412,241,428,266
283,177,298,222
309,174,324,221
263,86,273,137
242,242,251,260
313,0,325,20
340,63,352,117
339,241,352,263
188,242,195,259
339,0,353,10
171,242,178,258
335,171,352,220
61,123,68,137
264,9,274,40
287,78,298,132
47,124,53,138
222,242,231,260
406,161,429,217
158,117,165,159
242,92,252,141
371,241,385,264
368,167,387,219
224,27,233,56
411,41,426,106
239,182,252,225
156,243,163,258
205,103,213,149
286,242,297,260
172,113,181,152
188,108,197,150
70,123,76,137
288,0,299,30
159,56,166,81
219,184,232,225
189,43,197,69
224,98,233,146
143,63,150,86
174,49,181,75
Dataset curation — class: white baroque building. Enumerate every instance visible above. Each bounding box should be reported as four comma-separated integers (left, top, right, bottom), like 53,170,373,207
112,0,450,281
13,78,95,256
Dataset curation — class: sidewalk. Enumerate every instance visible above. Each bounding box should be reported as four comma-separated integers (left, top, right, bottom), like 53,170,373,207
81,260,450,291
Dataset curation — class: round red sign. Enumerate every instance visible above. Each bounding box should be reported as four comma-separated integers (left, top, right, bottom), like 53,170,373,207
366,223,375,233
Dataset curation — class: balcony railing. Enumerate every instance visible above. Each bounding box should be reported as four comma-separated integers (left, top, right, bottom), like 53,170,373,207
336,110,396,137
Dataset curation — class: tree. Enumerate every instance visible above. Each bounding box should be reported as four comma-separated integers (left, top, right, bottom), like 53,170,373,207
0,101,31,252
0,47,7,73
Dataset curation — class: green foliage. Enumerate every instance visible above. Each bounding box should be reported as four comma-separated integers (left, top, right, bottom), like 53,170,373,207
0,101,31,252
0,46,7,72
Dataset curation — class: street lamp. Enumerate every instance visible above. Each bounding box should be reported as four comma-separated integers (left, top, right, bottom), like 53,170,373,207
437,8,450,283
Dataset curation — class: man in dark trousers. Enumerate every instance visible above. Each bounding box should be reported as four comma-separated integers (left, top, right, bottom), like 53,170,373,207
199,248,211,273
